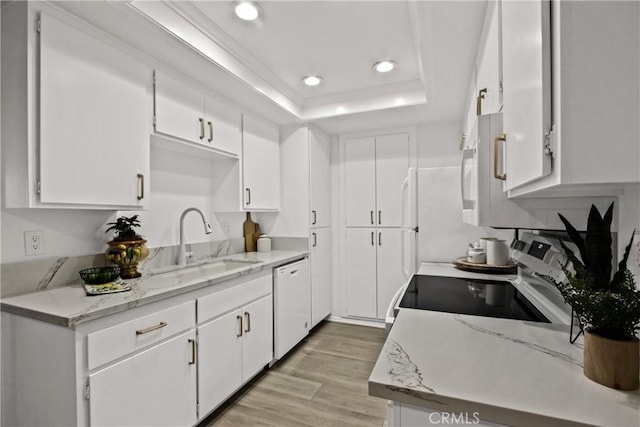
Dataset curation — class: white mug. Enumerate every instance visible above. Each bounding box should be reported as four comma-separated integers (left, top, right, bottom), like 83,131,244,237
486,239,509,265
479,237,498,250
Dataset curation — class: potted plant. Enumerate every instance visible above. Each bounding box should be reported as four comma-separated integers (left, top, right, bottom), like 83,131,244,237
105,215,149,279
556,202,640,390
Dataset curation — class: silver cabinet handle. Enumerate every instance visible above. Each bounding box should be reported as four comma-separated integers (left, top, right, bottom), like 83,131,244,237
245,188,251,205
207,121,213,142
379,232,382,246
312,232,317,247
370,210,374,225
199,117,205,140
188,338,196,365
494,134,507,181
371,231,374,246
136,321,167,335
137,173,144,200
477,88,487,116
237,315,243,337
378,210,382,225
244,312,251,333
312,210,317,225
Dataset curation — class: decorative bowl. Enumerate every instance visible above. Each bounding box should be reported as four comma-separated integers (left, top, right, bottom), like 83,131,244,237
79,267,121,284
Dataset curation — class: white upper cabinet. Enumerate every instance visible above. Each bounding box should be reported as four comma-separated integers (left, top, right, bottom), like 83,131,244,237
475,0,501,117
501,1,639,197
241,114,281,211
344,133,409,227
2,5,150,209
501,0,552,191
154,70,241,156
309,129,331,228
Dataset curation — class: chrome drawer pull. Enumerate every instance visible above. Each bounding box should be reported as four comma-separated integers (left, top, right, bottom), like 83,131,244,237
188,338,196,365
237,315,243,337
136,321,167,335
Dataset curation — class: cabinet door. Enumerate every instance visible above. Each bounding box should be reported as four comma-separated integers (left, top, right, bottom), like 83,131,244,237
310,228,332,326
198,310,243,416
241,295,273,381
309,129,331,228
501,0,552,190
205,95,241,155
476,0,501,115
345,228,377,318
344,137,376,227
154,70,205,144
376,229,405,319
243,114,281,210
375,134,410,227
89,330,197,427
39,13,149,207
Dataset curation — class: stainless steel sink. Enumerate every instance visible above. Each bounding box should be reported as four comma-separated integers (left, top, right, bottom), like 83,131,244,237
149,259,261,284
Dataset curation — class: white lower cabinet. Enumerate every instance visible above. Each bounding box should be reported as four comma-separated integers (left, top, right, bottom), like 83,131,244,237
310,228,332,327
89,330,197,427
345,228,404,320
1,270,275,426
197,272,273,419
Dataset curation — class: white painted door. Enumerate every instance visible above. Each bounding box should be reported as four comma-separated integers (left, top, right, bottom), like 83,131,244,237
476,0,501,116
310,227,332,326
204,95,241,155
154,70,205,144
242,114,281,210
376,229,405,319
375,134,410,227
39,13,149,208
345,228,377,318
241,295,273,381
501,0,552,190
309,129,332,228
345,137,376,227
197,310,243,417
89,330,197,427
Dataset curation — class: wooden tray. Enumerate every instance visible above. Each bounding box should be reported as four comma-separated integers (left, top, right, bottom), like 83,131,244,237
453,257,517,274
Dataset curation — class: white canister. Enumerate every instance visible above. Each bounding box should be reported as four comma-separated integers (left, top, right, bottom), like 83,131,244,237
478,237,498,250
486,239,509,265
257,236,271,252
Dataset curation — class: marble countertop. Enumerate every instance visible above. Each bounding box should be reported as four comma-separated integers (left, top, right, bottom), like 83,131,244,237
369,308,640,426
0,250,307,327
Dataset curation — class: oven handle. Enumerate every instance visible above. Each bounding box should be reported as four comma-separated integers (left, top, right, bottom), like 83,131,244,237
385,281,409,329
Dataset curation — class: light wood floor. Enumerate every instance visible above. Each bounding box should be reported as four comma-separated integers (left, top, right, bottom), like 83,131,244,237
201,321,389,427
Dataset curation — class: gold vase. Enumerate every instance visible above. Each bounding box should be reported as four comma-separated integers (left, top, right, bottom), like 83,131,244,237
105,239,149,279
583,329,639,390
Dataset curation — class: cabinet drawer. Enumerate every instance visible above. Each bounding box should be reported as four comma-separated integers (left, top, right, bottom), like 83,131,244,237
88,301,195,370
198,273,272,324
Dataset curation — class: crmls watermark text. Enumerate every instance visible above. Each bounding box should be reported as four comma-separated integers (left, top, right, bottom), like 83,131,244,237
427,412,481,425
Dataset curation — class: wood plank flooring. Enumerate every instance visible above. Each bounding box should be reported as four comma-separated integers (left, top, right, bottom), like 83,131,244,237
200,321,389,427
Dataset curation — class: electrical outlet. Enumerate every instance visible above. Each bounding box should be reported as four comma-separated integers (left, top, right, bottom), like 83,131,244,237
222,223,230,235
24,230,45,256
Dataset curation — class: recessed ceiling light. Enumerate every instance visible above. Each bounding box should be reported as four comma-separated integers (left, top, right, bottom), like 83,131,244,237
302,76,323,86
373,60,395,73
235,2,259,21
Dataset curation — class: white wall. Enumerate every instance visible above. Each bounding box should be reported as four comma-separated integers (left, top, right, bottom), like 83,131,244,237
417,120,462,168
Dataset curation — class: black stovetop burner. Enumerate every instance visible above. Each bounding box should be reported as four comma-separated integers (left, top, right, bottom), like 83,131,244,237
398,275,549,323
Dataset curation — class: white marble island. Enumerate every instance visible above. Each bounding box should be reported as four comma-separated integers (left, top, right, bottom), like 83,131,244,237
369,308,640,426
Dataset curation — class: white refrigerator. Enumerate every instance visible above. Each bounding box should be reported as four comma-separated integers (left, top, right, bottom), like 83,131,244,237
401,167,514,271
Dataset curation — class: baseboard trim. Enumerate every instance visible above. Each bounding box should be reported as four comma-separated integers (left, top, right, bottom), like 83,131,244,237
327,315,385,329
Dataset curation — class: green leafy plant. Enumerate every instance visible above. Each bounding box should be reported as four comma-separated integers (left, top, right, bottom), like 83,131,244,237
556,202,640,340
105,215,142,241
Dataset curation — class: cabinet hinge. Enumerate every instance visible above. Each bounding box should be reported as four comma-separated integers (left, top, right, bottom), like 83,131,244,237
153,115,157,129
544,126,556,157
35,19,41,34
499,80,503,93
36,181,41,194
83,382,90,400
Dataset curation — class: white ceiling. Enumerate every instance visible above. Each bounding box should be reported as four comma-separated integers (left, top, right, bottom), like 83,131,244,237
64,1,488,135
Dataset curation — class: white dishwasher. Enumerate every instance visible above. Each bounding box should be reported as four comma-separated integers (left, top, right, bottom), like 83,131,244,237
273,258,311,359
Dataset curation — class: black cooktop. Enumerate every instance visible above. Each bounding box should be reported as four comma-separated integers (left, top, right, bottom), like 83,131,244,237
398,275,549,323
